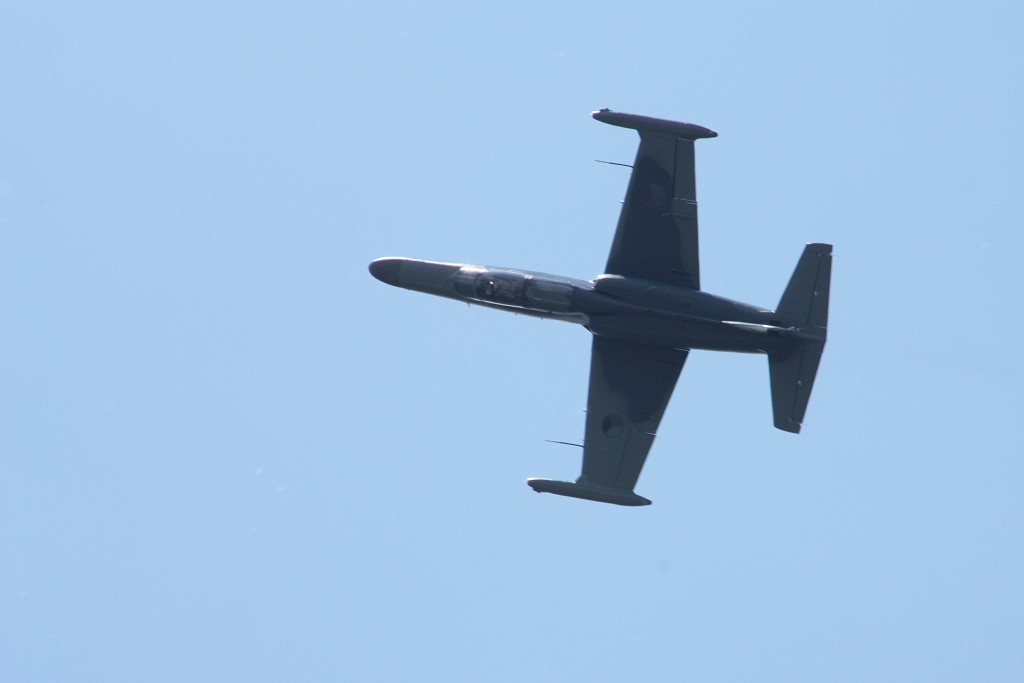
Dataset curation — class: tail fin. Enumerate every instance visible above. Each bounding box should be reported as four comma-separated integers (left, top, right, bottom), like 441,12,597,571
768,244,832,433
774,243,832,335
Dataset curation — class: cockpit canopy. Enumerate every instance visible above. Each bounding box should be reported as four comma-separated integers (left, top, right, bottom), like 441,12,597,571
454,267,574,312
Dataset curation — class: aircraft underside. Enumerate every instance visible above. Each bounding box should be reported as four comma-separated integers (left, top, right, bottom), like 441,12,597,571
370,109,832,505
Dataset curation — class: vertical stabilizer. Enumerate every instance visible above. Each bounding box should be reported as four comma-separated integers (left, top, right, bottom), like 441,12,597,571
774,243,832,335
768,244,832,433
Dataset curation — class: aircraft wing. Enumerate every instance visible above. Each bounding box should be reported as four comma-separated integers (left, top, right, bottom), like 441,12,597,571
528,336,686,506
595,110,717,290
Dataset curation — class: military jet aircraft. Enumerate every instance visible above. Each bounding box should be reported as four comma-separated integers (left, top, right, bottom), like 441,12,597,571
370,109,832,506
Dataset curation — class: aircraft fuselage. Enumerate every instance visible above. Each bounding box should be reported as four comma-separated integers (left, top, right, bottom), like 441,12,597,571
369,257,817,354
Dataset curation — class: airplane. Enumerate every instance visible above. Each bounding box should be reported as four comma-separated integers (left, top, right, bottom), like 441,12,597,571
369,109,832,506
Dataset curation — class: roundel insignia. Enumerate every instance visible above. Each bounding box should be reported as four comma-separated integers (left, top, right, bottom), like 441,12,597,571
601,413,625,437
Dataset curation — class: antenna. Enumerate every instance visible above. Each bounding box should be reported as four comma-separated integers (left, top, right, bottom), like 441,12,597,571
545,439,583,448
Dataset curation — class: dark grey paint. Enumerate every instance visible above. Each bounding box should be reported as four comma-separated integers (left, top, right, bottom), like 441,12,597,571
369,109,832,506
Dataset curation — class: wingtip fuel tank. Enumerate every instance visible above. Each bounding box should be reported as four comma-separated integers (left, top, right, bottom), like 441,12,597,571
592,108,718,140
526,478,652,506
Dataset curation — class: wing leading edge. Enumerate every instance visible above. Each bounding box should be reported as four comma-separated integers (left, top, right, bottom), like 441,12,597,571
528,336,687,506
595,109,717,290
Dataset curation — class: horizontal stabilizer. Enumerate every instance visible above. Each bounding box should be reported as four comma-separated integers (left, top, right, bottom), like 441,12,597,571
768,348,823,433
768,243,831,433
526,478,652,506
775,243,832,335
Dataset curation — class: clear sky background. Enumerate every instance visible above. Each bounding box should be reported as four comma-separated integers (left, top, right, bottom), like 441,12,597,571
2,2,1023,681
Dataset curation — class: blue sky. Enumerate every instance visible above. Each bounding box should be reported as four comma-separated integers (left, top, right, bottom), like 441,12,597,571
2,2,1023,681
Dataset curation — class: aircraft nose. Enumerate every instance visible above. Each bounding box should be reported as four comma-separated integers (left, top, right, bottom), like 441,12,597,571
369,258,403,286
